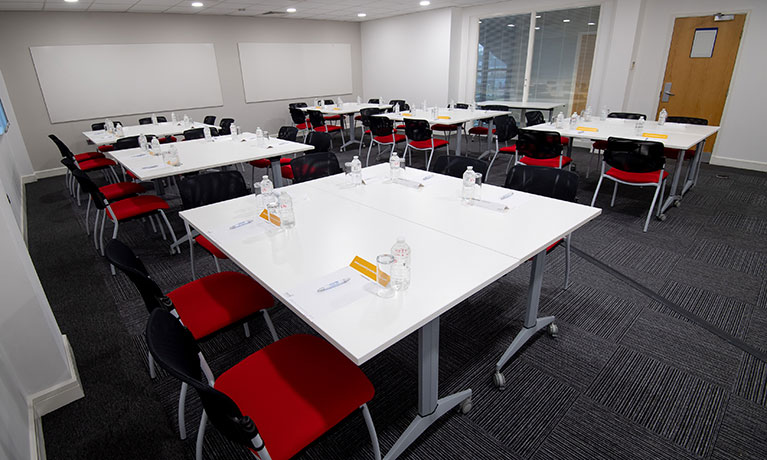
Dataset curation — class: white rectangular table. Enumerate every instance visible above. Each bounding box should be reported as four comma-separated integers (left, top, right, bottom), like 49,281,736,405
480,100,565,125
83,121,217,146
179,166,600,459
524,118,720,216
301,103,391,151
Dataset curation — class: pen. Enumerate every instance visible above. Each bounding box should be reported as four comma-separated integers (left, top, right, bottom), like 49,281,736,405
317,277,351,292
422,174,434,181
229,219,254,230
500,191,514,200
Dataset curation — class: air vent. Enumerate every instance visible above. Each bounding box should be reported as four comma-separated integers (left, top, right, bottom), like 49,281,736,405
262,11,287,16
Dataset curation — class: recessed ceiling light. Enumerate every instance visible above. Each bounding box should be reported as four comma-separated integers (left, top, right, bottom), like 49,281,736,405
64,0,78,3
358,13,366,17
535,26,540,30
563,19,570,23
286,7,296,13
478,20,482,24
535,15,541,18
420,1,430,6
507,24,514,27
588,22,596,26
191,2,203,7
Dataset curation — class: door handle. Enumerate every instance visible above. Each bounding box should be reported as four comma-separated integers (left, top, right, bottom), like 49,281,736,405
663,91,676,96
661,82,674,102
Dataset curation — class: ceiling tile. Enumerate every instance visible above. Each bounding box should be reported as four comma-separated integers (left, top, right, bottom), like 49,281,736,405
0,2,44,10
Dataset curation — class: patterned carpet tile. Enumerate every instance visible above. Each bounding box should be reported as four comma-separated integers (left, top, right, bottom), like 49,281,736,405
734,353,767,408
666,257,762,306
686,239,767,279
712,212,767,236
710,396,767,460
596,238,682,277
725,190,767,209
746,307,767,353
586,347,729,458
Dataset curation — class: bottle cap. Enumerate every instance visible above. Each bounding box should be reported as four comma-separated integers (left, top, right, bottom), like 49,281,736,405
467,166,473,170
353,155,359,159
397,236,405,242
262,175,268,180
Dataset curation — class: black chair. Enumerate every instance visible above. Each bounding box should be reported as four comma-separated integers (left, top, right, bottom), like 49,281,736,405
432,155,489,179
664,116,708,161
590,137,667,232
388,99,409,112
307,110,344,148
289,102,308,109
203,115,216,125
469,104,509,142
289,107,312,139
289,152,342,183
114,135,157,151
358,107,385,157
590,112,649,165
487,115,519,174
145,309,380,460
367,98,380,104
450,102,469,109
403,118,448,170
138,116,167,125
219,118,235,135
183,127,218,140
304,131,332,152
505,164,579,288
91,121,122,131
49,134,117,202
524,111,546,126
515,130,571,169
179,171,250,278
366,116,406,166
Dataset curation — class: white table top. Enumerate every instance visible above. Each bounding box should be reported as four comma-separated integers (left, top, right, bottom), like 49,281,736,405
107,134,313,181
480,101,565,110
376,108,510,124
83,121,217,146
524,118,720,150
180,165,600,365
180,184,519,365
301,103,392,115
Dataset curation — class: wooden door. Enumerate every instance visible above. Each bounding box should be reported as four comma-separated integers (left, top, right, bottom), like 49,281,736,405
657,14,745,151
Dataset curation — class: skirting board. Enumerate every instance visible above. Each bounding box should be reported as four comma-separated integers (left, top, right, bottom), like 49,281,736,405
29,335,84,417
710,155,767,172
22,166,66,185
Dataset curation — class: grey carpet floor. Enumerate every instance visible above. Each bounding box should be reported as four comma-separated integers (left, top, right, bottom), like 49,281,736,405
30,139,767,460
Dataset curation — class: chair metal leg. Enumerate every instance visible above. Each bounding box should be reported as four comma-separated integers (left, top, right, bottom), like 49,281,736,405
178,382,188,440
196,410,207,460
85,199,92,235
366,140,375,167
148,351,157,379
564,235,572,290
361,404,382,460
185,221,197,281
610,182,618,207
158,209,180,254
590,174,605,207
644,182,663,232
657,179,666,217
262,309,279,342
98,213,108,255
213,256,221,273
93,210,101,249
243,322,251,338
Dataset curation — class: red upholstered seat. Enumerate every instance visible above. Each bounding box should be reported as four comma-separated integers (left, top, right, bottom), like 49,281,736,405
215,334,374,460
561,137,570,145
159,136,177,144
314,125,342,133
499,145,517,153
354,114,362,120
75,151,105,162
98,145,114,153
281,164,294,180
408,138,449,149
395,124,406,130
324,114,342,121
195,235,228,260
374,134,406,144
126,170,138,180
431,124,459,132
99,182,146,201
519,156,572,168
592,140,607,150
605,168,668,184
297,122,311,130
168,271,273,340
107,195,169,221
528,239,563,261
468,126,488,135
250,158,292,169
663,147,696,160
78,157,117,171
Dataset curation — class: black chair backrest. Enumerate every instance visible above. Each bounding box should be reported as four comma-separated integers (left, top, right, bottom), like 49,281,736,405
404,118,433,142
289,107,308,125
203,115,216,125
289,102,308,109
60,157,77,172
104,239,168,313
450,103,469,109
389,99,409,112
277,126,298,142
482,104,510,112
289,152,342,183
367,98,380,104
219,118,235,135
145,309,259,448
604,137,665,173
304,131,331,152
525,111,546,126
139,116,167,125
92,121,121,131
70,169,107,209
183,127,218,140
323,99,334,105
114,135,156,151
179,171,249,211
48,134,73,159
494,115,518,143
369,116,395,137
504,165,579,202
306,110,326,128
666,116,708,125
608,112,645,120
515,130,563,159
432,155,489,179
359,108,384,128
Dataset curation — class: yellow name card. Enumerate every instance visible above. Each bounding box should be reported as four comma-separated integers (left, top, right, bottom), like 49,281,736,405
350,256,390,286
576,126,598,132
643,133,668,139
259,208,281,226
437,116,452,120
402,113,412,117
333,108,341,111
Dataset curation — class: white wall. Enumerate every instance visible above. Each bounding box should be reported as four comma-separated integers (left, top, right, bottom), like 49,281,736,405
626,0,767,171
0,12,363,174
361,8,454,107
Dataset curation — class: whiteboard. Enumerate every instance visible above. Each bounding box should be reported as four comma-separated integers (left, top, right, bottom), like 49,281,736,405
238,43,352,102
30,44,224,123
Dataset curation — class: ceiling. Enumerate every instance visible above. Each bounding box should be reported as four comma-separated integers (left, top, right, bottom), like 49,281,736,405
0,0,503,22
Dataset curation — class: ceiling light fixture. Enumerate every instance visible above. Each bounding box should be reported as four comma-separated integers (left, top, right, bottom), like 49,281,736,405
507,24,515,27
286,7,297,13
587,22,595,26
191,2,203,7
562,19,570,23
357,13,367,17
420,1,431,6
534,26,540,30
535,15,541,18
64,0,78,3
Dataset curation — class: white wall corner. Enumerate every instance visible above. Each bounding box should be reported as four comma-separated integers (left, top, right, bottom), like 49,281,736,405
28,335,84,417
710,155,767,172
33,166,67,181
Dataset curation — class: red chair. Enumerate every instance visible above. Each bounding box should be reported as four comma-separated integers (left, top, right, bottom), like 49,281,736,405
249,126,299,182
307,110,345,149
366,116,406,166
49,134,118,203
323,99,343,125
515,130,572,169
663,116,708,160
588,112,646,177
590,137,668,232
146,309,380,460
403,118,449,170
90,122,121,153
357,107,385,156
470,104,507,147
487,115,519,175
525,111,570,146
289,107,312,140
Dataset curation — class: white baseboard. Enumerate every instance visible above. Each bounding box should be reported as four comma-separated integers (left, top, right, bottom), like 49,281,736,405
29,406,47,460
23,166,67,183
29,335,84,417
710,155,767,172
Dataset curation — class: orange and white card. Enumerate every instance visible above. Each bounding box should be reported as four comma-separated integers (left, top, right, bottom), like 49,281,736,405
349,256,390,286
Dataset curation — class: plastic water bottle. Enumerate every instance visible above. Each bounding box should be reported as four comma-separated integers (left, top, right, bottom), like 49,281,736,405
422,100,428,111
231,124,239,141
139,133,148,151
168,145,180,166
171,112,177,124
390,237,411,291
150,137,161,156
151,113,158,125
276,191,295,228
658,108,667,126
462,166,476,203
259,175,275,205
203,126,212,142
357,95,361,104
106,119,114,134
556,112,565,128
350,156,362,186
569,112,578,129
635,116,646,136
115,123,124,137
450,99,456,109
255,127,264,146
389,152,402,179
183,114,190,129
600,106,608,121
394,103,400,114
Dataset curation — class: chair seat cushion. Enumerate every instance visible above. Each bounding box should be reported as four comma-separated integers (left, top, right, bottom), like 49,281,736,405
126,170,138,180
159,136,177,144
78,157,117,171
663,147,696,160
250,158,292,168
216,334,374,460
168,271,272,340
296,123,311,130
374,134,406,144
281,164,294,180
195,235,228,259
108,195,169,221
75,151,105,162
592,140,608,150
431,124,459,132
324,114,342,121
395,124,406,130
97,145,114,153
469,126,488,135
315,125,342,133
519,156,572,168
354,115,362,120
499,145,517,153
408,139,449,150
561,137,570,145
99,181,146,201
605,168,668,184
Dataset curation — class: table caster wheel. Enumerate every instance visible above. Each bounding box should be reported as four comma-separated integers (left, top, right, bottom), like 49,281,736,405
658,214,667,221
493,372,506,390
548,323,559,338
674,200,681,208
459,397,473,414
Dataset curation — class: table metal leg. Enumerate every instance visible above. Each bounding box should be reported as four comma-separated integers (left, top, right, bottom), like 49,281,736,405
455,124,463,156
384,317,472,460
660,148,686,214
493,250,556,389
477,117,496,160
682,141,705,195
520,109,527,126
340,113,360,152
271,156,285,188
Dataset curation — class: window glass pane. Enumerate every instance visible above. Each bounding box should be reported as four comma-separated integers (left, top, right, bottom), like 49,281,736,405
475,14,531,103
529,6,600,116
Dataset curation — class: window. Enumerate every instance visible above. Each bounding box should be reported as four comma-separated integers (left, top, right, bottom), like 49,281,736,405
0,97,8,136
476,6,600,117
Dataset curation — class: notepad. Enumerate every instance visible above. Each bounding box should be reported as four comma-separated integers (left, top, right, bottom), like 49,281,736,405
468,199,509,212
437,116,452,120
